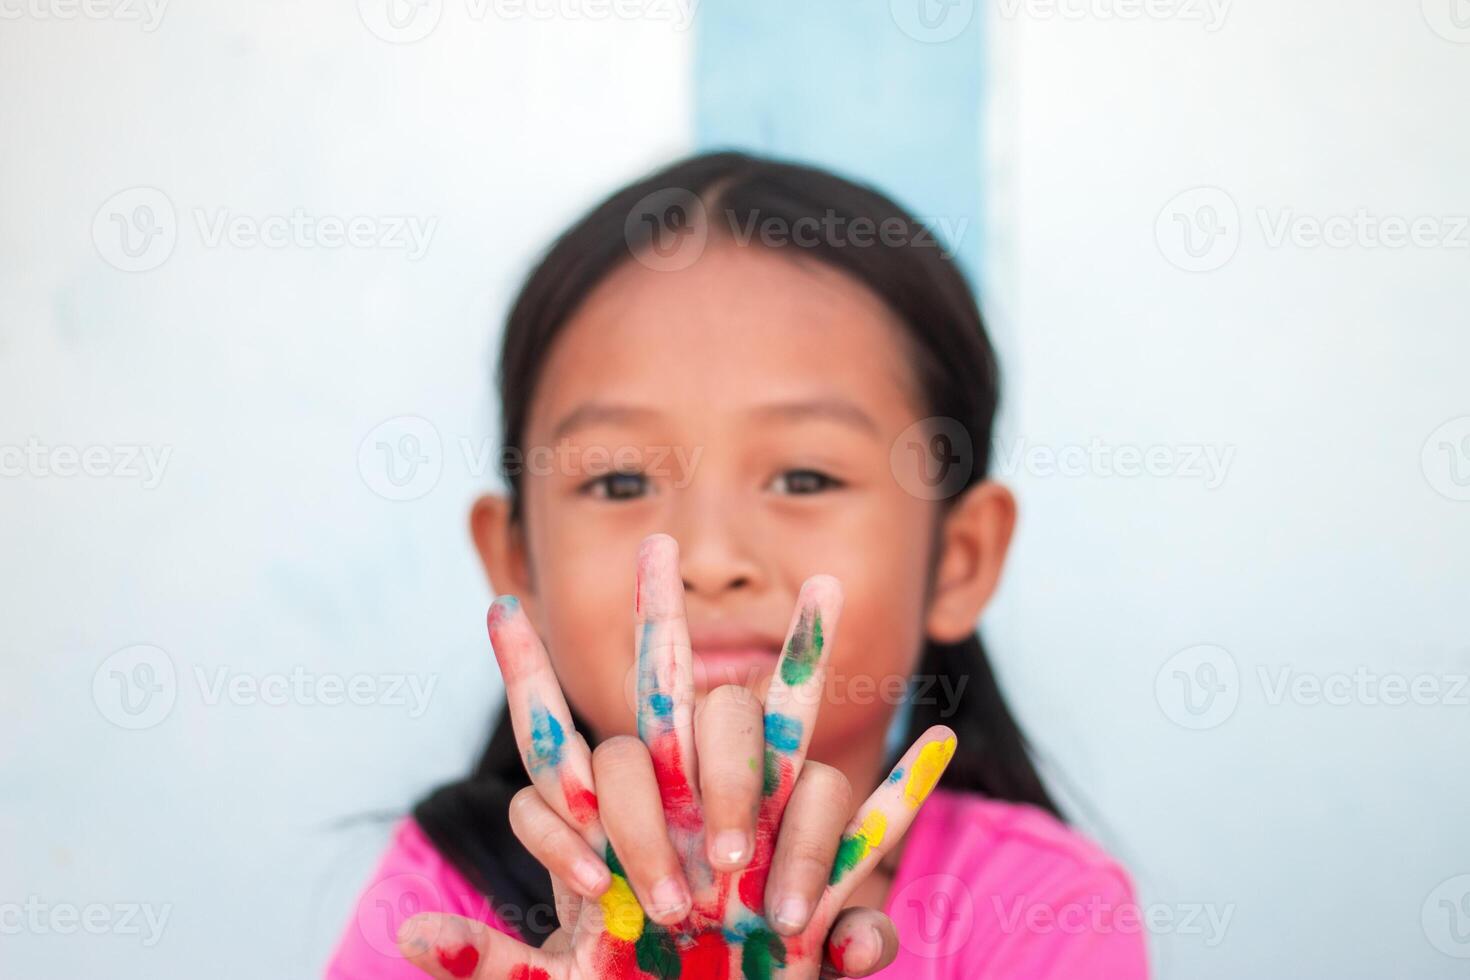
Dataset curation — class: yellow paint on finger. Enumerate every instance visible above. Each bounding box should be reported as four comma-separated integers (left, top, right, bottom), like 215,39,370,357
904,736,957,808
598,875,644,942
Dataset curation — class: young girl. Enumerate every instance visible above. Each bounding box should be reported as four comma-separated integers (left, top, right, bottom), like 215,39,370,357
327,153,1148,979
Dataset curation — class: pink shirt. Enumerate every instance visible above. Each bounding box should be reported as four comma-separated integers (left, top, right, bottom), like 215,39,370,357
325,790,1148,978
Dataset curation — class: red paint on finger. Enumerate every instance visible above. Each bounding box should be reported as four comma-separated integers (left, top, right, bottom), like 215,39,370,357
828,936,852,974
508,966,551,980
683,930,731,980
594,932,638,977
648,733,700,830
435,944,479,978
561,772,599,826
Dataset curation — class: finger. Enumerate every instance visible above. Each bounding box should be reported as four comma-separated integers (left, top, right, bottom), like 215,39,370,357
486,596,602,841
507,787,611,900
761,574,844,809
820,908,898,978
695,684,765,871
633,533,700,829
820,725,957,910
591,734,693,926
397,911,564,980
764,762,852,936
545,875,582,937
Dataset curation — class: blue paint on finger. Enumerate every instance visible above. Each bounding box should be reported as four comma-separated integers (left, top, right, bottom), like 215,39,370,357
764,712,802,753
526,698,565,773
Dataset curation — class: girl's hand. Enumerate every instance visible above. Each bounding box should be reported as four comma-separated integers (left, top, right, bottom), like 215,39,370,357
397,533,956,979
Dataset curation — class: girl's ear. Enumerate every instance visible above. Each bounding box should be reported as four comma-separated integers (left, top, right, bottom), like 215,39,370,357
470,494,534,603
925,480,1017,644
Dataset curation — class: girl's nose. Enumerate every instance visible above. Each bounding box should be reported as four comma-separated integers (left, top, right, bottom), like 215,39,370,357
669,503,764,599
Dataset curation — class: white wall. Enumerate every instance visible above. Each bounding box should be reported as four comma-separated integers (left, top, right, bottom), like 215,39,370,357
983,1,1470,976
0,4,691,977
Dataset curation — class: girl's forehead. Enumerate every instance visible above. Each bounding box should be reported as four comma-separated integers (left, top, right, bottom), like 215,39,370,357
526,244,924,438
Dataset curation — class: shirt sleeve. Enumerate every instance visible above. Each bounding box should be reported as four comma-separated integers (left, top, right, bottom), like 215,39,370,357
323,819,518,980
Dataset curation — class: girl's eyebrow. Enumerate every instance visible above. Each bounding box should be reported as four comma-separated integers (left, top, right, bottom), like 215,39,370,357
746,398,882,439
551,402,660,439
550,397,881,440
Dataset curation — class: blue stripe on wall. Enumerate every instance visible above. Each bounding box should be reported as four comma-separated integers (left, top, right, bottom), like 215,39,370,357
691,0,985,277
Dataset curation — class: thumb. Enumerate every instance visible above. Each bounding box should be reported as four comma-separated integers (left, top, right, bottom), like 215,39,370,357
821,907,898,978
397,912,563,980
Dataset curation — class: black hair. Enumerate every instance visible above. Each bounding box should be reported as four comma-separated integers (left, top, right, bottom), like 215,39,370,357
413,150,1062,945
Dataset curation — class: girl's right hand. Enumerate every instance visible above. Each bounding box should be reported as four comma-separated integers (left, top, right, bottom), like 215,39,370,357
396,533,956,979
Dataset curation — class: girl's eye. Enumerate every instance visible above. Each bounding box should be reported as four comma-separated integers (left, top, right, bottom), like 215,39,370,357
770,468,844,495
580,470,650,501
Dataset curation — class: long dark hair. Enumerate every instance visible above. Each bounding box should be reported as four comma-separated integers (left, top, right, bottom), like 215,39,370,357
414,151,1062,945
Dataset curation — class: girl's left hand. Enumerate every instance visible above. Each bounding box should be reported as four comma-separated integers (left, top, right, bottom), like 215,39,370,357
396,533,956,978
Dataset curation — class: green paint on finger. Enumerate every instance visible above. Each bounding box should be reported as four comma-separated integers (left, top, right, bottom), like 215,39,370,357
829,810,887,886
778,606,824,687
740,927,787,980
635,922,681,978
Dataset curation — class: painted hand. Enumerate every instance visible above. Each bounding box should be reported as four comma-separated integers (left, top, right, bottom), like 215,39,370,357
397,533,956,979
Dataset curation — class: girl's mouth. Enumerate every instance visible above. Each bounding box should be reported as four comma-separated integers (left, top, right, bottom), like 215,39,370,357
687,625,783,691
689,646,782,690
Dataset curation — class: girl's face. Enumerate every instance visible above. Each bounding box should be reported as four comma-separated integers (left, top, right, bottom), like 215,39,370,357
474,240,1012,766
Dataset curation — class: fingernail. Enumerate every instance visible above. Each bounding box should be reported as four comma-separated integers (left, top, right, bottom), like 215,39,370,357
855,923,883,968
650,876,690,919
710,830,750,866
574,859,609,895
773,896,809,933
